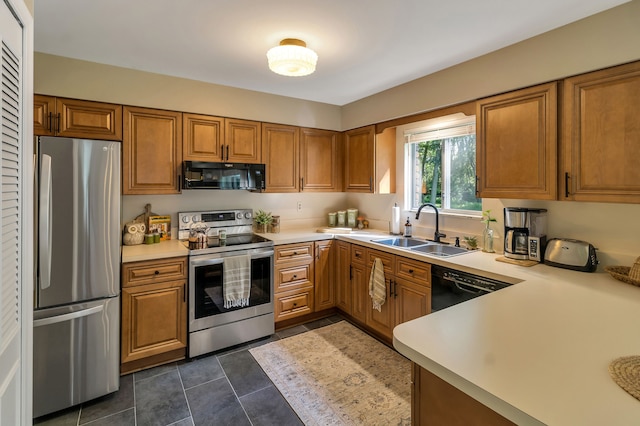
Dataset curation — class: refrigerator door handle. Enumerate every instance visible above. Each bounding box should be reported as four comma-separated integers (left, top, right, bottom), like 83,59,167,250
33,304,104,328
39,154,53,290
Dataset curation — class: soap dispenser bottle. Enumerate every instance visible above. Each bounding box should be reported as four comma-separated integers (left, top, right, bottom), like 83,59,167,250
404,217,412,237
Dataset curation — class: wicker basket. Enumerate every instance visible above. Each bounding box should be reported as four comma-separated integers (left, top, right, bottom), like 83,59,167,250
605,256,640,287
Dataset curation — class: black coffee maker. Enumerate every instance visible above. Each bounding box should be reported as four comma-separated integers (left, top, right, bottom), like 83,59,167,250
504,207,547,261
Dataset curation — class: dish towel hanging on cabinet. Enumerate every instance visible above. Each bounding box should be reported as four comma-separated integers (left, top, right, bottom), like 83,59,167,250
223,253,252,308
369,257,386,312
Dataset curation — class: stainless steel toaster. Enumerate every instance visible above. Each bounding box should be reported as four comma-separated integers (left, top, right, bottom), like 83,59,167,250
544,238,599,272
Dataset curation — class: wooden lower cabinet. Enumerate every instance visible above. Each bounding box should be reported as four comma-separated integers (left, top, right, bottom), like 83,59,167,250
274,242,315,322
336,243,431,342
121,257,187,374
412,364,515,426
335,241,352,314
314,240,335,311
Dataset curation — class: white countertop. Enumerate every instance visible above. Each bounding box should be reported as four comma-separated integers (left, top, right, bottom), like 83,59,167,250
390,251,640,425
121,228,640,424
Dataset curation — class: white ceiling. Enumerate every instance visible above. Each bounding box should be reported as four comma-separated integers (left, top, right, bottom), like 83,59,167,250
34,0,629,106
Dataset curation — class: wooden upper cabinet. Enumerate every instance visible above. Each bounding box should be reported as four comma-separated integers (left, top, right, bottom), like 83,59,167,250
344,125,395,193
344,125,375,192
476,82,558,200
300,128,342,192
262,123,299,192
182,113,224,161
562,61,640,204
123,106,182,195
224,118,261,163
34,95,123,141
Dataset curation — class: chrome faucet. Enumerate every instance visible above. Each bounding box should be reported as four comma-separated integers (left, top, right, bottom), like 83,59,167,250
415,203,447,243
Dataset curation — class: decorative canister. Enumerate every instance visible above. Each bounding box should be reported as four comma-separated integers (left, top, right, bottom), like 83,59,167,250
347,209,358,228
337,210,346,227
270,216,281,233
328,212,337,227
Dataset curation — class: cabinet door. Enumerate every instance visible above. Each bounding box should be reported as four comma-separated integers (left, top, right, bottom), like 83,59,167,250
395,278,430,326
123,106,182,194
56,98,123,141
182,113,224,161
262,123,299,192
351,262,368,323
121,280,187,364
225,118,261,163
335,241,352,314
34,94,55,136
34,95,123,140
300,128,341,191
562,61,640,203
476,82,557,200
344,125,375,192
314,240,335,311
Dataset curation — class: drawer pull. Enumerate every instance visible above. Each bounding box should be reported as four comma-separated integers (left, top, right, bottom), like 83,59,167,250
292,274,298,280
154,270,160,275
293,302,298,307
408,269,414,274
355,253,361,258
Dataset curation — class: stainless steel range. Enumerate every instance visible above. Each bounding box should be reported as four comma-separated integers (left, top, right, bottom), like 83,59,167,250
178,209,274,358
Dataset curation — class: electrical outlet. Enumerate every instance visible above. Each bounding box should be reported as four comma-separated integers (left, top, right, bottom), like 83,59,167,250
297,201,302,211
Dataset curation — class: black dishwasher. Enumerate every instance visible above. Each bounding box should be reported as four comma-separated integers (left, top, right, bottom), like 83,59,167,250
431,265,512,312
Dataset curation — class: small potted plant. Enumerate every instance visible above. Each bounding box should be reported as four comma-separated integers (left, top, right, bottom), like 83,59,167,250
481,210,497,253
463,236,478,250
254,209,272,233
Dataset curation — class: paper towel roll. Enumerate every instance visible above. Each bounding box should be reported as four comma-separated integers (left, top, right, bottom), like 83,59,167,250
391,205,400,234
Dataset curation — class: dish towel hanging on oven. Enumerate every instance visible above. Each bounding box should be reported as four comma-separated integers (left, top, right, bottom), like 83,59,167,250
369,257,386,312
223,253,252,309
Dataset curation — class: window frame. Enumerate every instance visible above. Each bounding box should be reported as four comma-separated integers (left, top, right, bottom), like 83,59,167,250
403,113,481,217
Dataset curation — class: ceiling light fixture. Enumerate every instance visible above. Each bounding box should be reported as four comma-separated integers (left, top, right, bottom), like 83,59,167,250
267,38,318,77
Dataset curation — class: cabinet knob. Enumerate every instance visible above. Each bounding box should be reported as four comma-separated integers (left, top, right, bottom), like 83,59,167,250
408,269,414,274
293,302,298,307
292,274,297,279
154,270,160,275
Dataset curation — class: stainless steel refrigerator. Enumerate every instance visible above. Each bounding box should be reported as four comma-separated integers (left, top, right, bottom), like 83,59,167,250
33,136,121,418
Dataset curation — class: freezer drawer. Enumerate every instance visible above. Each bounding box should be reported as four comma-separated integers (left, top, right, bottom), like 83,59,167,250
33,297,120,418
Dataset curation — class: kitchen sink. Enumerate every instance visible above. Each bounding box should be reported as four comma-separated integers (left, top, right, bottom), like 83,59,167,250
371,237,431,248
410,244,469,257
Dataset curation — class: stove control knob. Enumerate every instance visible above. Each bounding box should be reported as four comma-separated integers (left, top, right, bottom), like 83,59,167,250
181,216,190,224
236,212,243,220
192,215,200,223
244,212,252,219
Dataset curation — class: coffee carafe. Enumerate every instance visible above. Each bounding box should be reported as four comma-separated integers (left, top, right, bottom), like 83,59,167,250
504,207,547,261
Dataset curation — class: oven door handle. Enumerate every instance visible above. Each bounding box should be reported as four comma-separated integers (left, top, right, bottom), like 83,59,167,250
250,249,274,260
443,277,490,295
190,257,225,267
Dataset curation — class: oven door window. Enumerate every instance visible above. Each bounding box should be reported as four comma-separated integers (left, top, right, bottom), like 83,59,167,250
193,256,271,318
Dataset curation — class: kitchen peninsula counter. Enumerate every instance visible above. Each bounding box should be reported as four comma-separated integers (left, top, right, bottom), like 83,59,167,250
394,264,640,425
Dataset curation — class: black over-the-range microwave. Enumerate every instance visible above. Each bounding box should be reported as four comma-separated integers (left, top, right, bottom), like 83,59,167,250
182,161,266,191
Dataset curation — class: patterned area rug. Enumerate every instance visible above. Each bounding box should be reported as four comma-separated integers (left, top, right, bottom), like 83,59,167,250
249,321,411,425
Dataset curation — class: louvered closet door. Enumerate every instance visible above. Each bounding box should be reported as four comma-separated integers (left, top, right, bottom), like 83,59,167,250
0,1,31,424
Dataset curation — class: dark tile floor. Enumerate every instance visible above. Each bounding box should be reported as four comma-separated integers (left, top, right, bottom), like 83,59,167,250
33,315,342,426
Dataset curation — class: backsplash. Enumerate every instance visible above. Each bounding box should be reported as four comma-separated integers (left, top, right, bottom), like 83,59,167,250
123,190,640,267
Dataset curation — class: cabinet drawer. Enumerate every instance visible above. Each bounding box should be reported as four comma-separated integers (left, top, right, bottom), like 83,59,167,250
395,258,431,286
351,245,366,264
367,249,395,275
275,264,312,292
275,243,314,264
122,257,187,287
274,286,314,322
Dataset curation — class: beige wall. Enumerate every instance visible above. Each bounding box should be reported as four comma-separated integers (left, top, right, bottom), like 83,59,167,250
34,53,342,131
342,0,640,129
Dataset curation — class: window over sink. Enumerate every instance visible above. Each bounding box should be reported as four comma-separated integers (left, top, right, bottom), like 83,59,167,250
404,113,481,214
